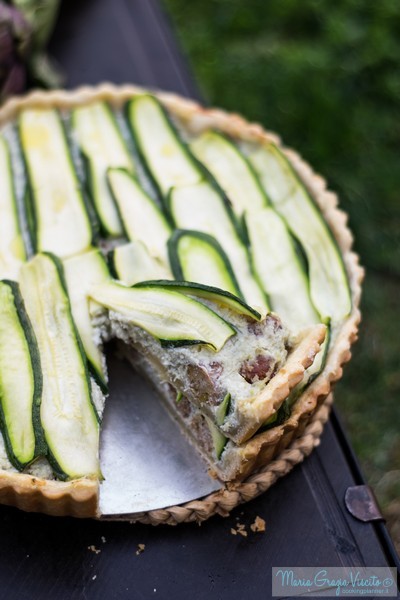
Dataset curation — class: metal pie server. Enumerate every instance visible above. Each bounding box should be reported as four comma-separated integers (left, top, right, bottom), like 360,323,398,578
98,352,222,518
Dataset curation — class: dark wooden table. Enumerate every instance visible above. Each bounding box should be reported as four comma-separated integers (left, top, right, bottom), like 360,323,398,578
0,1,398,598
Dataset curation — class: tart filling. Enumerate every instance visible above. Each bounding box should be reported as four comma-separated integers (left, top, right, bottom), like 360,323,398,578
0,85,363,518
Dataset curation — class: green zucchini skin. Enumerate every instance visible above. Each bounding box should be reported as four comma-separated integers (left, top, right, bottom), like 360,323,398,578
159,338,211,349
22,186,37,255
204,416,227,460
133,280,262,321
206,390,231,458
168,229,242,297
262,399,291,432
107,249,119,281
19,253,101,481
17,127,38,256
75,149,102,240
0,280,45,470
216,392,231,426
18,109,94,258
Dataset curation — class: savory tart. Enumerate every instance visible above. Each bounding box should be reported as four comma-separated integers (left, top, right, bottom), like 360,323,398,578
0,84,362,519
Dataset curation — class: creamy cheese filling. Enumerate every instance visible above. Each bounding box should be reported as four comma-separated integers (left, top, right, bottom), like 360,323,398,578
105,303,289,440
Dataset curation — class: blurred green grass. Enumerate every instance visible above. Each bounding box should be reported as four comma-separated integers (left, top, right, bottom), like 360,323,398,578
163,0,400,513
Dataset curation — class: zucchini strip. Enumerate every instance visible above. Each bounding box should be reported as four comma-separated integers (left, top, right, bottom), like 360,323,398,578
110,241,172,286
126,94,201,195
19,254,100,480
107,167,171,265
247,142,351,321
0,280,44,469
168,229,241,296
63,248,110,391
0,135,26,279
72,102,135,236
135,280,262,321
190,131,268,218
19,108,92,258
246,207,320,332
169,181,269,313
205,416,227,460
90,281,236,351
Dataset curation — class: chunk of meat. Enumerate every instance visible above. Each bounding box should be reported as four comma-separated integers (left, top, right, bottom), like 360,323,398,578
185,361,223,405
239,354,275,384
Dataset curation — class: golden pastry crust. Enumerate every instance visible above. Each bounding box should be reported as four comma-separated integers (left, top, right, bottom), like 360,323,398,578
0,470,98,517
0,84,363,519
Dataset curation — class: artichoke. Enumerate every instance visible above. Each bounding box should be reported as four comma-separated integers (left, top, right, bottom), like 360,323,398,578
0,2,32,101
0,0,62,103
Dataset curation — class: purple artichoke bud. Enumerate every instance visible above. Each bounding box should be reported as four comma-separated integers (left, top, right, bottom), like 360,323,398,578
0,2,32,101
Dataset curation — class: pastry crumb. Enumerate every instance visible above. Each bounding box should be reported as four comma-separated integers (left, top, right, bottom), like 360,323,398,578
250,516,266,533
231,523,248,537
136,543,146,555
101,536,106,544
88,545,101,554
92,575,97,581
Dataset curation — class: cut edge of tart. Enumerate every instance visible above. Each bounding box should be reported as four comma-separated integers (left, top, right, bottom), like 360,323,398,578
0,84,364,519
118,321,325,482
